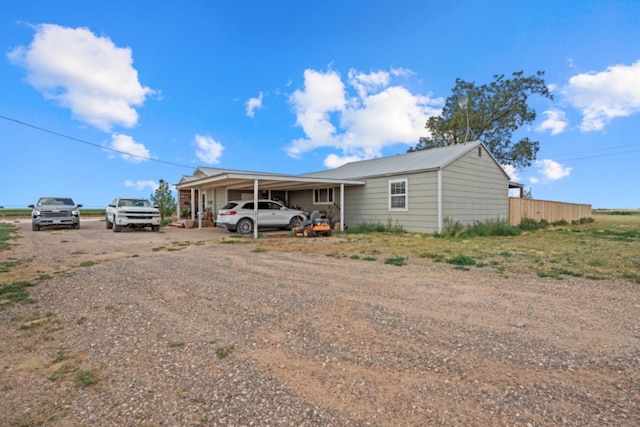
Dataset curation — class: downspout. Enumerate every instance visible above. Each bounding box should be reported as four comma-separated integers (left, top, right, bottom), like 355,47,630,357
437,168,443,234
253,179,259,239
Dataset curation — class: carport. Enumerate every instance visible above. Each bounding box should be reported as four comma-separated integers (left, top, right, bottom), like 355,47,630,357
175,170,365,239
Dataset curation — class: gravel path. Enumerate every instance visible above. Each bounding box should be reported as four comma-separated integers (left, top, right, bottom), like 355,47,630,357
1,219,639,426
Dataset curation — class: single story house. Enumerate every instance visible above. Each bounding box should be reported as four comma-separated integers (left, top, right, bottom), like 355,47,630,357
175,140,513,235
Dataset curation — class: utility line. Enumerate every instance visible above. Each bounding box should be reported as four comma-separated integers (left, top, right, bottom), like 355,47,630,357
0,114,193,170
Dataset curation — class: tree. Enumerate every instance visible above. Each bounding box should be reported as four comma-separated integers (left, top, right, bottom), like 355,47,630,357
409,71,553,169
150,179,177,220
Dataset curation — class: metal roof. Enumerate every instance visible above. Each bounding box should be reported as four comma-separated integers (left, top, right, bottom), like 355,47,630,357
302,141,488,180
175,141,510,190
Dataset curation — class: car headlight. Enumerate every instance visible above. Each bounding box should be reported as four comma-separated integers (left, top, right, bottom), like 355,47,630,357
32,210,40,217
72,209,79,215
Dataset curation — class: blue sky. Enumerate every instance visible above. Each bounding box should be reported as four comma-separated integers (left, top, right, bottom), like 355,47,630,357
1,1,639,209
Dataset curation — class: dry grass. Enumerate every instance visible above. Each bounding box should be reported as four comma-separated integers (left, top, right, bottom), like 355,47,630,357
251,211,640,283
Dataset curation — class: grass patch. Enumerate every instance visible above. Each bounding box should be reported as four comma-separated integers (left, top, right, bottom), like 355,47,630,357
0,258,23,273
252,247,267,253
0,223,19,251
77,261,97,268
216,345,235,359
75,370,99,388
446,253,477,266
384,256,406,266
0,281,35,309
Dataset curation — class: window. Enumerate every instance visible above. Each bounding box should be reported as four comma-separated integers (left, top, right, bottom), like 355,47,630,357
389,179,407,210
313,188,334,204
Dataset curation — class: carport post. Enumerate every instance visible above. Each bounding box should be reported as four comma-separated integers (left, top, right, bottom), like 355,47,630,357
253,179,259,239
340,183,345,232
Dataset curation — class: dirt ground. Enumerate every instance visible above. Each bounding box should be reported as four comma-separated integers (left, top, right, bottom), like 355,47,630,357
0,218,638,426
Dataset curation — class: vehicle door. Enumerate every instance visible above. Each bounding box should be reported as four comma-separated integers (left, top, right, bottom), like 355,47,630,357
258,201,283,227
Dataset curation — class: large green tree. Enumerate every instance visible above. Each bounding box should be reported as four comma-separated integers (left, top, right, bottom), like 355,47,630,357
409,71,553,169
150,179,177,220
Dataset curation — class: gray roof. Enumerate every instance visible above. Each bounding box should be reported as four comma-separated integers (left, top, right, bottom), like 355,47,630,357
301,141,486,180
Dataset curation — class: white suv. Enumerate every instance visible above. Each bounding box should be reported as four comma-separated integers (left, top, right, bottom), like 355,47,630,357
216,199,306,234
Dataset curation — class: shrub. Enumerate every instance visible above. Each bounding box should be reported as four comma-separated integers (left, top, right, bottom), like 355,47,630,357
346,220,405,234
518,217,549,231
460,219,521,237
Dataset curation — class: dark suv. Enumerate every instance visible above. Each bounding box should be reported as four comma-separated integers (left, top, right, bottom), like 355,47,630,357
29,197,82,231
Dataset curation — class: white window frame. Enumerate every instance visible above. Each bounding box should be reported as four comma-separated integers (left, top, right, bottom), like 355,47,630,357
313,187,335,205
389,179,408,211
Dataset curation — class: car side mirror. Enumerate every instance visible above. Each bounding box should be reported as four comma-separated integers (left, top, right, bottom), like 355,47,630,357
77,204,83,208
28,204,34,208
108,204,115,208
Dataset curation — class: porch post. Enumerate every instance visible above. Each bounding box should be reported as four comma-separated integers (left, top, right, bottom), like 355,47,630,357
190,189,196,220
340,183,345,232
253,179,259,239
437,169,443,233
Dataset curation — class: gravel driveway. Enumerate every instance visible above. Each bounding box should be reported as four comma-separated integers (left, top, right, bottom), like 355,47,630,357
1,219,639,426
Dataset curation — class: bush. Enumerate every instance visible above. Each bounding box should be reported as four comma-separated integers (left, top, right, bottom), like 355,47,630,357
460,219,521,237
518,217,549,231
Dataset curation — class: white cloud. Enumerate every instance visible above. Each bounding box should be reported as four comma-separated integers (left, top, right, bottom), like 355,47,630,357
124,180,158,192
286,67,442,165
107,134,151,163
501,164,520,181
194,134,224,164
563,60,640,131
8,23,153,131
324,153,369,169
246,91,263,118
536,109,568,135
535,159,572,181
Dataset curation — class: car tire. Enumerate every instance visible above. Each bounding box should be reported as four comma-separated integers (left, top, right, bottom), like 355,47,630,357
289,216,303,230
106,216,113,229
236,218,253,234
32,224,40,231
113,223,122,232
72,223,80,229
152,225,160,232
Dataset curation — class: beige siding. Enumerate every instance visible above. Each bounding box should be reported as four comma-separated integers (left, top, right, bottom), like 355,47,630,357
342,146,508,233
442,147,509,226
343,173,440,232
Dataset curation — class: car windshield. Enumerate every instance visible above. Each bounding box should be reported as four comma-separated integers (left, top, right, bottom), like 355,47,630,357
38,198,75,206
118,199,151,207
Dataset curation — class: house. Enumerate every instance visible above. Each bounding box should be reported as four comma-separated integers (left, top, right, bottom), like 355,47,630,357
175,140,511,235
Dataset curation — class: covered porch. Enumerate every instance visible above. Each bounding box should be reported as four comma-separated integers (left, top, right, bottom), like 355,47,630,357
175,171,365,238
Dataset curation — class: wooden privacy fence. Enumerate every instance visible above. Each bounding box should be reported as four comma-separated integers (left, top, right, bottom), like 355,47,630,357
509,198,592,225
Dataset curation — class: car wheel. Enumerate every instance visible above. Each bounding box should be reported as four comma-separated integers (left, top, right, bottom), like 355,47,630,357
72,223,80,229
289,216,303,230
113,223,122,232
152,225,160,232
32,223,40,231
236,218,253,234
106,216,113,229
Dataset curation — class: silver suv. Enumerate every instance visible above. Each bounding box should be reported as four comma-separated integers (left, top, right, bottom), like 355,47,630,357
29,197,82,231
216,199,306,234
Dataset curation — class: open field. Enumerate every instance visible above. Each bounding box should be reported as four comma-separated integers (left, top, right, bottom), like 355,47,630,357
0,213,638,425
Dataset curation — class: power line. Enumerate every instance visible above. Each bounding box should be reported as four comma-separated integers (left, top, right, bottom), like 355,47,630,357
0,114,193,170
